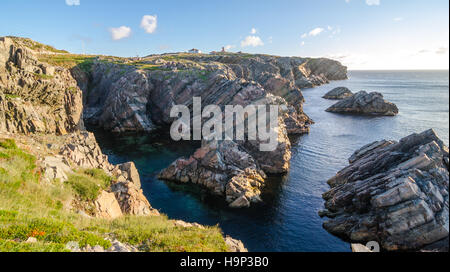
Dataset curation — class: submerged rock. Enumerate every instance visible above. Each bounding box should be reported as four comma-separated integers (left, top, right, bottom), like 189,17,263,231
326,91,399,116
321,129,449,251
322,87,353,100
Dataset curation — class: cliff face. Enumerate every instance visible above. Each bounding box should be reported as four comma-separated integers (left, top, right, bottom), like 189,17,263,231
0,37,83,135
0,37,155,219
80,53,347,133
72,52,347,207
321,129,449,251
1,36,348,209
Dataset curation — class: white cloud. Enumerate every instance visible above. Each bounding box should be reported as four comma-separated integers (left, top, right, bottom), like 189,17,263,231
302,27,324,38
241,36,264,47
141,15,157,34
65,0,80,6
250,28,257,34
366,0,380,6
394,17,403,21
309,27,324,36
109,26,131,40
224,45,235,50
300,41,305,46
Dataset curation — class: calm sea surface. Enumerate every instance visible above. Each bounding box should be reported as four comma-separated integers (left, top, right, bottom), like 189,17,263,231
91,70,449,252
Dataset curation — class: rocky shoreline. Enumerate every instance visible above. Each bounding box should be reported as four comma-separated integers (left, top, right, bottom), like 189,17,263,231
321,129,449,251
0,36,249,252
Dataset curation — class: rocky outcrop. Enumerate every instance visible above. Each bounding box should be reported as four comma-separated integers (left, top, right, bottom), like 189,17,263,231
326,91,399,116
79,54,344,207
323,87,353,100
321,129,449,251
0,37,83,135
57,131,159,217
94,191,123,219
225,236,248,252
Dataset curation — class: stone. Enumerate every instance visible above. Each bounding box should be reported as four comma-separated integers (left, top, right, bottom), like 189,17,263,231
94,191,123,219
322,129,449,251
225,236,248,252
119,162,141,188
25,237,37,243
351,244,374,252
41,156,72,182
323,87,353,100
111,182,160,216
326,91,399,116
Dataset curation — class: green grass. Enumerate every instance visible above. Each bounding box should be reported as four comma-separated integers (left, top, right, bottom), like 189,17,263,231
33,73,54,80
38,54,96,73
0,138,229,252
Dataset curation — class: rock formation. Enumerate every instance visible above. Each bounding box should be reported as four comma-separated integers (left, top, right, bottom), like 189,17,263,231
74,52,346,207
321,129,449,251
326,91,399,116
0,37,83,135
323,87,353,100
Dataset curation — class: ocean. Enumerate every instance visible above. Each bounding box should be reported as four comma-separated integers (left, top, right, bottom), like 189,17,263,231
91,70,449,252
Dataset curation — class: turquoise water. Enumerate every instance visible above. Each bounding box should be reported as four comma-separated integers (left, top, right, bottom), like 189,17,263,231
91,70,449,252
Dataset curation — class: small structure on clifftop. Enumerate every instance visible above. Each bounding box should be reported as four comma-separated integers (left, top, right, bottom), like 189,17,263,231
188,48,202,54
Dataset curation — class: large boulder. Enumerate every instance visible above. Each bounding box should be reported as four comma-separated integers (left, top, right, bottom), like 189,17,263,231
326,91,399,116
321,129,449,251
323,87,353,100
94,191,123,219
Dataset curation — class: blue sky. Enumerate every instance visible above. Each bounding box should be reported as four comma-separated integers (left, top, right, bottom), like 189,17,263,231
0,0,448,69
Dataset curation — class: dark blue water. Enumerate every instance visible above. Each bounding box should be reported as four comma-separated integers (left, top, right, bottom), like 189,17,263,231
91,70,449,252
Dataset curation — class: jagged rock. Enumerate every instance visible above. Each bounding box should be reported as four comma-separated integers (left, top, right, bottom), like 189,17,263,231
0,37,83,135
59,131,113,172
173,220,205,229
111,181,159,216
225,236,248,252
323,87,353,100
94,191,123,219
40,155,72,182
322,129,449,251
326,91,399,116
118,162,141,188
106,239,139,252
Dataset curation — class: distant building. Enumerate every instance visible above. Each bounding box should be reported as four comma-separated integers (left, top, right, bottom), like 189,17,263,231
188,48,202,54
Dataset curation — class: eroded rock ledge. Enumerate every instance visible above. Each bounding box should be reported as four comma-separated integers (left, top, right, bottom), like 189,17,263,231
321,129,449,251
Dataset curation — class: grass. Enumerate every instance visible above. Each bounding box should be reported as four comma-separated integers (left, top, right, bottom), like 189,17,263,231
38,54,96,73
9,37,69,54
0,138,229,252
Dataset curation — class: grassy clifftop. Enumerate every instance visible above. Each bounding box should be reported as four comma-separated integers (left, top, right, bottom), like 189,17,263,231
0,138,228,252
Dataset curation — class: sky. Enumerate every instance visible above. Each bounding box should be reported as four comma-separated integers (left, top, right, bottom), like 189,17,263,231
0,0,448,70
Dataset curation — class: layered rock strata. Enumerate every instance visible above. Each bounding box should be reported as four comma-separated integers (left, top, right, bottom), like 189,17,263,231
321,129,449,251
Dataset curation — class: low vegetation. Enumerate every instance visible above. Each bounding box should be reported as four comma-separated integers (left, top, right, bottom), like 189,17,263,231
0,138,228,252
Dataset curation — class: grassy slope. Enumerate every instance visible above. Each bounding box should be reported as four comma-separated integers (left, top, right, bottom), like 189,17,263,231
0,138,228,252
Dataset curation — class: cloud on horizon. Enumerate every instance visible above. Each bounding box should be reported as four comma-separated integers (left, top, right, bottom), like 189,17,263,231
241,36,264,47
141,15,157,34
65,0,80,6
109,26,131,40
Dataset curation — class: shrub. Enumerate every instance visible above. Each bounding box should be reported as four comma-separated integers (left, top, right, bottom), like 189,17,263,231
66,174,101,201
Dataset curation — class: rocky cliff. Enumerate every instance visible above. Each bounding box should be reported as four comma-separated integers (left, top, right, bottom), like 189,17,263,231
321,129,449,251
72,51,347,207
1,36,348,210
0,37,83,135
